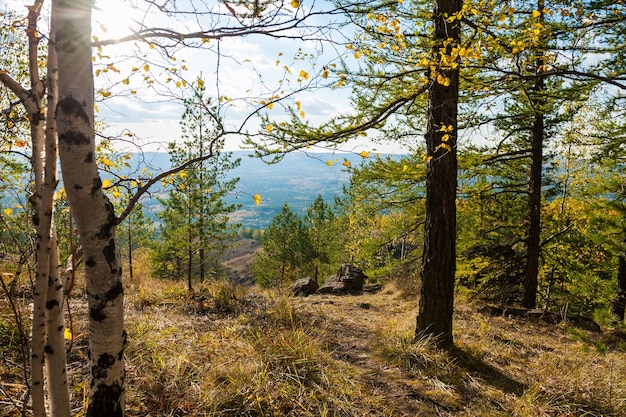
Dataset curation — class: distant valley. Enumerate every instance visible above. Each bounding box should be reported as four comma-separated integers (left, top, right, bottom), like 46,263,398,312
128,151,389,229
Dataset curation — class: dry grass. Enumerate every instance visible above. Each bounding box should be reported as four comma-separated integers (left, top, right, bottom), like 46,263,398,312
2,265,626,416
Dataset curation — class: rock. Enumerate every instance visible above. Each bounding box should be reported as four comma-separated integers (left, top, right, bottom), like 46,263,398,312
317,264,367,295
289,276,319,296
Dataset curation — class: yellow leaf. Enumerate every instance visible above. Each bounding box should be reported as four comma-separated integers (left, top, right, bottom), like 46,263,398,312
198,79,204,89
122,78,130,85
102,179,112,188
64,328,73,341
359,151,370,158
321,68,329,79
266,124,274,133
291,0,300,8
267,102,274,109
3,208,12,216
253,194,262,205
299,69,309,80
143,64,150,72
102,158,114,167
532,9,541,18
300,110,305,118
402,165,408,172
436,74,450,86
326,160,333,166
295,101,301,110
98,89,111,98
342,160,351,167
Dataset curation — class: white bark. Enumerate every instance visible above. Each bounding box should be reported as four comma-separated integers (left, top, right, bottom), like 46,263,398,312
42,23,71,416
53,0,126,416
44,224,71,417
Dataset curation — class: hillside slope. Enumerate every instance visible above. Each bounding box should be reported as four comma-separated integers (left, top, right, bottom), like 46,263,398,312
3,278,624,417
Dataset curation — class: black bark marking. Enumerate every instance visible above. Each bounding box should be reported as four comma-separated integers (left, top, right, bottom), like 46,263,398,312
103,239,117,273
86,256,96,267
96,199,118,240
46,299,60,309
103,281,123,303
44,345,54,354
86,382,123,417
57,95,90,125
59,131,90,146
85,151,93,163
97,353,116,369
90,306,107,322
57,325,63,332
89,281,123,323
92,177,102,197
92,353,116,378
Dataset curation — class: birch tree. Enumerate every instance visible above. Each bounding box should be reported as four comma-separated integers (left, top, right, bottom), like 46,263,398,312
1,2,71,415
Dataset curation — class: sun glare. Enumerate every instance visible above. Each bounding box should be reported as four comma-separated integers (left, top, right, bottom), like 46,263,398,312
93,0,142,40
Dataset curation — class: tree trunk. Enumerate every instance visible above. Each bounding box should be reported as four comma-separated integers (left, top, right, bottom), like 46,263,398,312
42,25,71,416
53,1,126,416
127,222,133,281
415,0,462,350
45,224,71,417
612,249,626,321
523,1,546,310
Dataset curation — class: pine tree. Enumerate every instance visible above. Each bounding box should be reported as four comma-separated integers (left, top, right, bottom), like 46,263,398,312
152,84,240,291
251,203,312,286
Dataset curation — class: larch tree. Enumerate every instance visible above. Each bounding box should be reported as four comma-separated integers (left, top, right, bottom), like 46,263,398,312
415,0,462,349
247,0,463,348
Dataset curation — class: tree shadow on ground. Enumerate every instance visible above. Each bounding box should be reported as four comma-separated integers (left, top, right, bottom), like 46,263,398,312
450,345,527,396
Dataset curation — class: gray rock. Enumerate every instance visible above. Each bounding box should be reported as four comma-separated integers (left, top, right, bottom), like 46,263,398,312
289,276,319,296
317,264,367,295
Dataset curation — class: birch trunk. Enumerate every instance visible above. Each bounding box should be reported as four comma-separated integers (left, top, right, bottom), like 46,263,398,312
42,24,71,416
53,0,126,415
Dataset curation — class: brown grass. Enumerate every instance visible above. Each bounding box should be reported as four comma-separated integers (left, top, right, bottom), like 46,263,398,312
2,263,626,416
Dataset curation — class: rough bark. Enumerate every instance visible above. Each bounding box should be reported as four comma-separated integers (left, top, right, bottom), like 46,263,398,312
53,0,126,415
522,0,546,310
415,0,462,350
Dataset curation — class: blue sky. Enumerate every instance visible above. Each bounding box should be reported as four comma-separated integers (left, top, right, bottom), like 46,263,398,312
91,0,413,155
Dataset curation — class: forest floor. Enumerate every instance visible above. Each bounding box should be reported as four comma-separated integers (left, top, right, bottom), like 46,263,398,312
3,259,626,416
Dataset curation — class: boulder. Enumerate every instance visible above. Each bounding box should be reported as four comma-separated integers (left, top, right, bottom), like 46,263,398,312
289,276,319,296
317,264,367,295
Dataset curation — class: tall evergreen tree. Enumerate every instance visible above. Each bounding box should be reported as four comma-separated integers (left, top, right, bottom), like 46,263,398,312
152,84,240,291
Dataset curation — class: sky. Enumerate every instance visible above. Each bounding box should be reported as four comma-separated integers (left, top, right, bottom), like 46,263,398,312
91,0,413,155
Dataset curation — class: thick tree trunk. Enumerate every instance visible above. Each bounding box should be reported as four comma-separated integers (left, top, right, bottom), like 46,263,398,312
53,1,125,416
522,1,546,310
523,111,543,309
415,0,462,350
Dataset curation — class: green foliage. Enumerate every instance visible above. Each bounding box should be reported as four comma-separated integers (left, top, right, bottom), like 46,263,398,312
251,203,312,286
150,84,241,288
